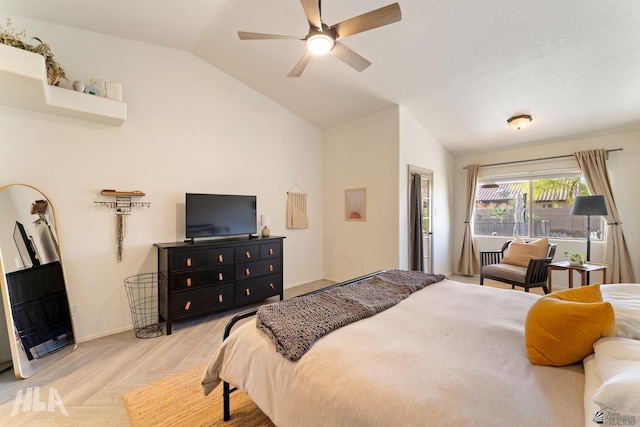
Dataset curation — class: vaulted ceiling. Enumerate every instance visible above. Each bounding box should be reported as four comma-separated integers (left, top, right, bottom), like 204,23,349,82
3,0,640,154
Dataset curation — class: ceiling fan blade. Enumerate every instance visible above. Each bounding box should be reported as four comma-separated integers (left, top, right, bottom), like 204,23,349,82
332,3,401,40
331,42,371,72
238,31,301,40
287,52,313,77
300,0,322,30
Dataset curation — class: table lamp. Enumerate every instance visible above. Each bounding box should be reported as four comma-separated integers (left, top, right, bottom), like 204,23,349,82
570,195,608,262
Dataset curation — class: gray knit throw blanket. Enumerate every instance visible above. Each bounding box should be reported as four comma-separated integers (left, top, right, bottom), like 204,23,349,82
256,270,446,362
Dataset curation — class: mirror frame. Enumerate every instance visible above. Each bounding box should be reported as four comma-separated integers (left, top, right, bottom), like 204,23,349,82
0,183,77,378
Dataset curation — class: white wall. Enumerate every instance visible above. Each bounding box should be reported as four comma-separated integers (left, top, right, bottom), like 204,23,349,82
0,17,324,342
322,107,456,281
398,107,455,275
323,108,400,281
453,131,640,287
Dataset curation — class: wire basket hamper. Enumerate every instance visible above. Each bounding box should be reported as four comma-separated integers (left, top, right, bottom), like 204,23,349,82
124,272,164,338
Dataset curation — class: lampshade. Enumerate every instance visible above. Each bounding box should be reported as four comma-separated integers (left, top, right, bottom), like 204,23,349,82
571,196,608,216
507,114,532,130
260,214,271,227
306,33,334,55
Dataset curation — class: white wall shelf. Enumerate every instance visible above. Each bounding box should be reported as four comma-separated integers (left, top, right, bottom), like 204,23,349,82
0,44,127,126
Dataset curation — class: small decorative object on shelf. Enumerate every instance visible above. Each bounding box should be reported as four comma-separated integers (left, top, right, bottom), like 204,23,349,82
261,214,271,237
72,80,84,92
90,78,106,97
95,190,149,262
84,85,100,96
0,19,67,85
105,81,122,101
564,251,585,267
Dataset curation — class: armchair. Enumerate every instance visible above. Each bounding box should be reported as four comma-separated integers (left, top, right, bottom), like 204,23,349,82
480,240,556,294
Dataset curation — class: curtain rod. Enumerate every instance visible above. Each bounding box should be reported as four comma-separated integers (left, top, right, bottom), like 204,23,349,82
463,148,623,169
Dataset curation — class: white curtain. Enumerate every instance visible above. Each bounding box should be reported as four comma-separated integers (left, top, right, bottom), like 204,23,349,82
574,149,635,283
457,164,480,275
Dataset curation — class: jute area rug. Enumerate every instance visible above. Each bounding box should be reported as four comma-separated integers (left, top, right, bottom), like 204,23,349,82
123,363,274,427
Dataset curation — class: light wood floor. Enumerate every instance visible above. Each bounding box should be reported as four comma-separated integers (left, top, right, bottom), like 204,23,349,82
0,274,543,426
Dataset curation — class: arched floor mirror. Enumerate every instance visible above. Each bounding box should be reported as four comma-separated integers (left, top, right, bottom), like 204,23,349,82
0,184,76,378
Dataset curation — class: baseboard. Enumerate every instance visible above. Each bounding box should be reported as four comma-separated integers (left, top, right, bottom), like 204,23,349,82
76,325,133,343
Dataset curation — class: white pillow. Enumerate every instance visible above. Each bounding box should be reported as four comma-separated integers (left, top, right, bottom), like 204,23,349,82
593,337,640,415
601,284,640,340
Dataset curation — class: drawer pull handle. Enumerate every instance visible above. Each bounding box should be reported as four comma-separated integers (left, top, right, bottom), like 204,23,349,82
185,301,191,310
269,248,274,255
245,268,251,276
218,254,224,262
245,251,251,259
186,278,192,287
269,283,275,290
269,265,274,272
218,272,223,281
186,258,192,267
245,289,251,296
218,294,223,303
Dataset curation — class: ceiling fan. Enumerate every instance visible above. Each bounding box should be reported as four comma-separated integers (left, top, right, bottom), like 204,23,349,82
238,0,402,77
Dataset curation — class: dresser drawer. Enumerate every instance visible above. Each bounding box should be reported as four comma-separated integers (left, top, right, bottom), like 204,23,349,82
235,259,281,280
171,265,233,291
171,249,207,270
171,284,234,320
207,247,234,266
235,275,282,303
235,244,260,261
260,242,281,259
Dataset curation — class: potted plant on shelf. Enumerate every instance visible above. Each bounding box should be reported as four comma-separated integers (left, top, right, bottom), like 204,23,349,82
564,250,585,267
0,19,67,85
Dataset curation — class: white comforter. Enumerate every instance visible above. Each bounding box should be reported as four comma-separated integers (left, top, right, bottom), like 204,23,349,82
583,284,640,425
203,279,585,426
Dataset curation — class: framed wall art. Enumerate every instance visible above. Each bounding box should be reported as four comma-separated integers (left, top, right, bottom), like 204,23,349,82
345,188,366,222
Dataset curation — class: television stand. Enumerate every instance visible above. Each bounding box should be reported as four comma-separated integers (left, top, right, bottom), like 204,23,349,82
155,236,284,334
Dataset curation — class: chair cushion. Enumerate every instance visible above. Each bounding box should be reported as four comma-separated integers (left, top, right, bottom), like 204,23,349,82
501,237,549,267
525,284,617,366
482,263,527,283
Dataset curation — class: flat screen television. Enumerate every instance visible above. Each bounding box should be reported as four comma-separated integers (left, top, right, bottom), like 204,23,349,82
186,193,257,239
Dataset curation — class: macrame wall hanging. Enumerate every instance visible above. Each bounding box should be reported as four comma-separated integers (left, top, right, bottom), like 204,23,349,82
95,190,150,262
286,184,309,229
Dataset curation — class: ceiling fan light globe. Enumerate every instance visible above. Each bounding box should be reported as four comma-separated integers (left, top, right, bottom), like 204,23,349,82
306,34,334,55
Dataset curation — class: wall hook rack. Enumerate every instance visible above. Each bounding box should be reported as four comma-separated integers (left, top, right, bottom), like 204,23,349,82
95,190,149,262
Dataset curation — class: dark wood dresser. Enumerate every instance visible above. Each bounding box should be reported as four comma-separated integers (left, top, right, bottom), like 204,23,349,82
155,236,284,334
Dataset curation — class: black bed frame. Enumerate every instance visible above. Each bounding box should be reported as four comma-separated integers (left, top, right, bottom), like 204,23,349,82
221,270,384,421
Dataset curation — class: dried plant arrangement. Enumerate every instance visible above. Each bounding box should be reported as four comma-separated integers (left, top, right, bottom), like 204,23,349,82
0,18,67,85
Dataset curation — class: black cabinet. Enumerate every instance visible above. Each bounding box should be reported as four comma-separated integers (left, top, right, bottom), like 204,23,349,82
155,236,284,334
5,261,73,360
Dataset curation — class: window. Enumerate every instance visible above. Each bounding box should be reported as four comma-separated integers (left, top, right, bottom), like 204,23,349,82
474,175,604,240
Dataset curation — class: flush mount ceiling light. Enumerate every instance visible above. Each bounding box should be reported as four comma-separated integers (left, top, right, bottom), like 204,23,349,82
507,114,532,130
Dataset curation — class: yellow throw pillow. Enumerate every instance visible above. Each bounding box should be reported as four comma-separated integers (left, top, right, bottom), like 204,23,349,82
525,284,616,366
547,282,604,303
501,237,549,267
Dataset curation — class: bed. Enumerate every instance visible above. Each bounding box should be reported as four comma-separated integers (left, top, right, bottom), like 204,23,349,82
202,270,640,427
